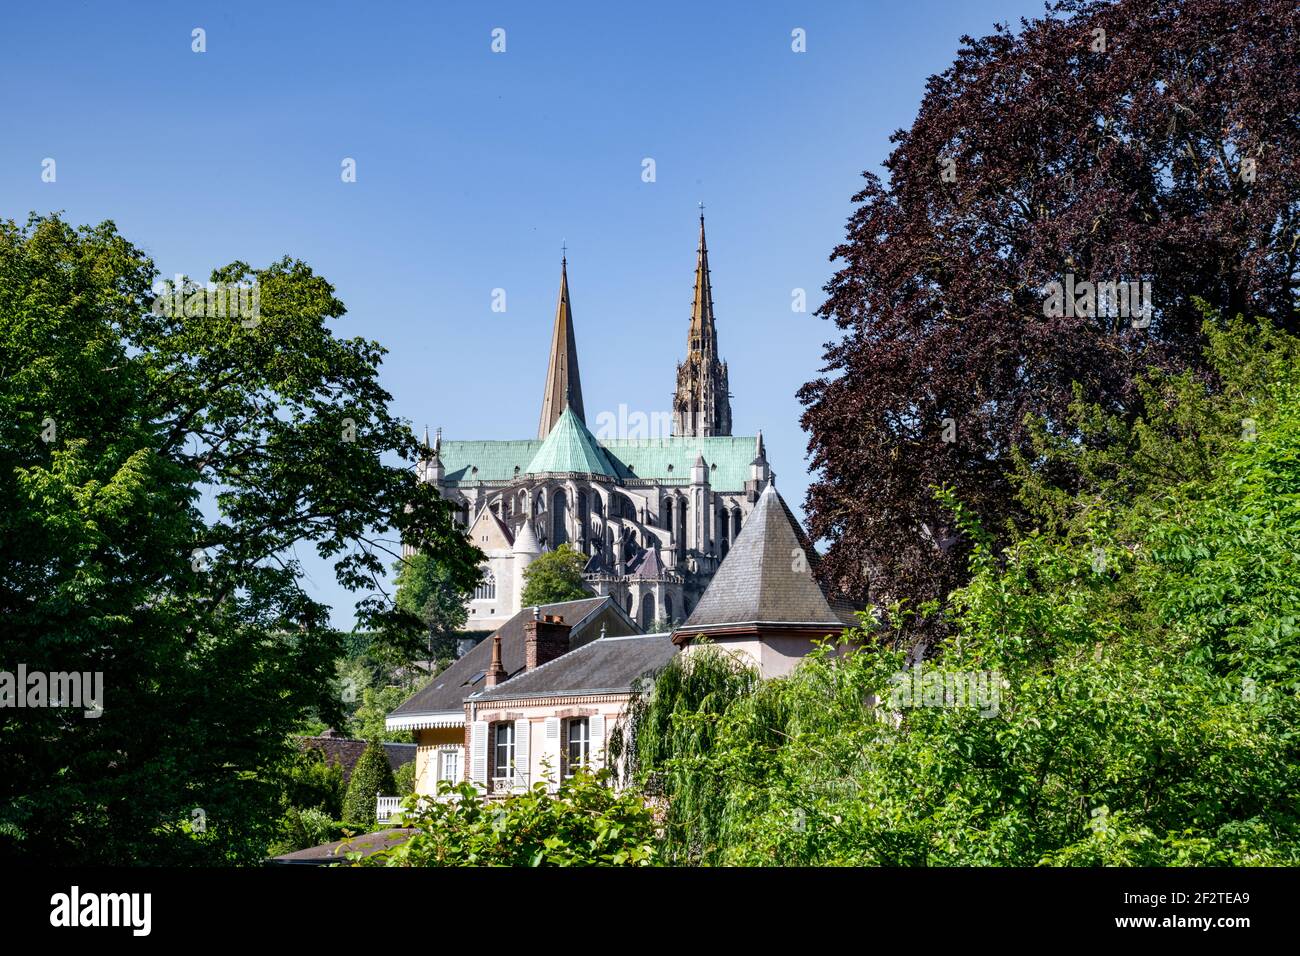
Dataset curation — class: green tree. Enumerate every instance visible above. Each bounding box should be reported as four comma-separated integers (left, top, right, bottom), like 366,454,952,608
519,543,590,606
341,740,398,829
267,747,347,855
393,760,416,795
393,551,472,668
635,315,1300,866
0,214,480,864
359,769,657,867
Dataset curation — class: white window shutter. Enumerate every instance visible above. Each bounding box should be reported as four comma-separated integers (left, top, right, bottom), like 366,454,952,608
470,721,488,787
514,719,530,788
589,714,606,768
543,717,561,790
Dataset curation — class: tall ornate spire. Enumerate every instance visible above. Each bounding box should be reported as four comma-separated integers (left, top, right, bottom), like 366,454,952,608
538,254,585,439
689,212,717,355
673,210,732,437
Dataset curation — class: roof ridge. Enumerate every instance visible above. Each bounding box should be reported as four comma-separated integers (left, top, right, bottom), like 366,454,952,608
476,625,603,695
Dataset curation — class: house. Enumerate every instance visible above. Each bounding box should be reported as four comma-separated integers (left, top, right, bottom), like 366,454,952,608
385,595,639,796
466,631,677,793
383,482,860,811
671,482,859,678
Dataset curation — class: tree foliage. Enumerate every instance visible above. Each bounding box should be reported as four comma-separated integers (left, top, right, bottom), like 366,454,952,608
359,769,657,867
0,214,480,864
519,543,590,606
800,0,1300,639
393,551,472,668
642,317,1300,865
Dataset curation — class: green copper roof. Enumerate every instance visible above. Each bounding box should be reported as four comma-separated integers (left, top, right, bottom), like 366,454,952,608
440,440,541,483
439,425,761,491
525,406,619,476
600,436,756,489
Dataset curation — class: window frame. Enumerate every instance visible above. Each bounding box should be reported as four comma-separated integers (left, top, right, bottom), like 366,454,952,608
493,722,516,782
564,717,590,777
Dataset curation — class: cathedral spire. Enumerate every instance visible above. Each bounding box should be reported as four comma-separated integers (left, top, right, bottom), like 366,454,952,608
689,209,717,354
538,254,585,439
673,210,732,437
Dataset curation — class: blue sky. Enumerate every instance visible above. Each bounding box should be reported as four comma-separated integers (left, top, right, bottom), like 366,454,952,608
2,0,1047,629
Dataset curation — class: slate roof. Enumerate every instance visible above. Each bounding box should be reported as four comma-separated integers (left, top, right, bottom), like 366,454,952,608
474,633,678,701
388,596,632,717
298,735,417,783
630,547,664,579
676,483,859,634
269,828,413,865
438,435,759,490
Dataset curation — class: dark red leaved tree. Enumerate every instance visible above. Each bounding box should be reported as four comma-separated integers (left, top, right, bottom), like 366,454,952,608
800,0,1299,640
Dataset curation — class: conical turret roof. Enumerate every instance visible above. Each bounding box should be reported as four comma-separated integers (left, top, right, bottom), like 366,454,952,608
677,483,856,634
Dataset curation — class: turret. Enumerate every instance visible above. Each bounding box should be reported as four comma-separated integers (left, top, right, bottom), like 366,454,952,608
512,518,542,615
746,430,770,501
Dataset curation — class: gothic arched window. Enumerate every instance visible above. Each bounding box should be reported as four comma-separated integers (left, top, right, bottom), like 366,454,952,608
552,489,569,546
474,570,496,601
640,593,656,630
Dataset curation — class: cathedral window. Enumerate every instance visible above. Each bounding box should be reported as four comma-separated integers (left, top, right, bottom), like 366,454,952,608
474,570,496,601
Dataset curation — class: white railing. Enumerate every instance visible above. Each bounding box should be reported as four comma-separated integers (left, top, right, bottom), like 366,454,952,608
491,773,529,794
376,796,404,824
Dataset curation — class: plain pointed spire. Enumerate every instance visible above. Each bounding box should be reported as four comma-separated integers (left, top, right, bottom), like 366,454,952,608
538,254,585,439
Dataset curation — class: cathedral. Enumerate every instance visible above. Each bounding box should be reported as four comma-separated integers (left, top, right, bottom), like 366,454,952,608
418,214,773,631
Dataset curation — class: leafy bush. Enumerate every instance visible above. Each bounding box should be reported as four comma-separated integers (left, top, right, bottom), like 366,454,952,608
634,316,1300,866
269,807,345,856
393,760,416,795
358,769,657,867
278,746,346,820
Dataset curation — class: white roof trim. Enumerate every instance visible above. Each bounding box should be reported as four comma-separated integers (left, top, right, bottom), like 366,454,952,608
385,711,465,731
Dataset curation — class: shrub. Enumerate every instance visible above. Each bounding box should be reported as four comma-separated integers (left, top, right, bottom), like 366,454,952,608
358,769,657,867
341,740,398,829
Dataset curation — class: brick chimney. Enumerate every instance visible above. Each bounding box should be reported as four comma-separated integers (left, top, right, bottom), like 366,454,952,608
485,633,506,688
524,606,572,671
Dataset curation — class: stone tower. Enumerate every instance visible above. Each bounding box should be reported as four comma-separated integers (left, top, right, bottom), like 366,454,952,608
672,213,732,438
538,256,584,439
